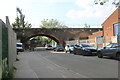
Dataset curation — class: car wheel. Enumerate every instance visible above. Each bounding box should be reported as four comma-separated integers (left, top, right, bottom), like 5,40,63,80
98,52,103,58
82,51,87,56
70,51,72,54
65,51,67,53
116,53,120,61
73,52,76,55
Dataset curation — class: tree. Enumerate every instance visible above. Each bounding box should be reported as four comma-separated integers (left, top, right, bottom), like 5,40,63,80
94,0,120,7
84,23,90,28
40,19,68,28
12,16,20,28
12,8,32,28
34,36,52,45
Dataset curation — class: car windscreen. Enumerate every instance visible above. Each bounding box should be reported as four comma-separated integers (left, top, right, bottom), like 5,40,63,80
81,44,92,47
70,45,74,47
57,45,63,48
17,44,22,47
106,44,113,48
112,43,120,48
47,45,52,47
48,45,52,47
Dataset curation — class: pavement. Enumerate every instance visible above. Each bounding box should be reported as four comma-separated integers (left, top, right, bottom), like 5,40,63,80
13,52,39,78
13,51,87,78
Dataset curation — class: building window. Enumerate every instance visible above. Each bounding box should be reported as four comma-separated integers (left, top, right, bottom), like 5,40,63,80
114,23,120,36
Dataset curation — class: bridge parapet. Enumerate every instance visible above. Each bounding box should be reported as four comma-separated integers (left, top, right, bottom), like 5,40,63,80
13,28,102,46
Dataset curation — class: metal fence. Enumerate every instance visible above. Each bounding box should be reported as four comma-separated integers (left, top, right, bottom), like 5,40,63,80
0,19,9,78
65,36,117,49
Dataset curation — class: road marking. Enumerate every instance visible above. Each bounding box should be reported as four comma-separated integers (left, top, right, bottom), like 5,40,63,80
26,60,39,79
49,51,65,54
47,66,54,70
37,53,89,78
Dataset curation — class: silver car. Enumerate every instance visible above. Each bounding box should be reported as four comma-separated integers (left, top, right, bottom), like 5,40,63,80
97,43,120,61
65,44,74,53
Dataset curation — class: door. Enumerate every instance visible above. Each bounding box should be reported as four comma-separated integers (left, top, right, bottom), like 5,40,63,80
74,44,81,55
102,44,113,56
108,43,119,57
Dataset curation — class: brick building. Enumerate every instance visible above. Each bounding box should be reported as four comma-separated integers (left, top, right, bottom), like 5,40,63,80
89,8,120,38
102,8,120,36
88,8,120,48
89,31,102,39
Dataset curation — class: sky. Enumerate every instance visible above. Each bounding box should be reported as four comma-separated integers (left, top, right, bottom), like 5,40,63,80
0,0,117,28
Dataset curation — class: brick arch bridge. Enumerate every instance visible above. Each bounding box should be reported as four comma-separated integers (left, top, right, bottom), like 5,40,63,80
13,28,102,47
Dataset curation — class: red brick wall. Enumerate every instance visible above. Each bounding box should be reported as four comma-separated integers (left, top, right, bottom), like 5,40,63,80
89,31,102,39
89,31,103,43
102,8,120,36
118,8,120,22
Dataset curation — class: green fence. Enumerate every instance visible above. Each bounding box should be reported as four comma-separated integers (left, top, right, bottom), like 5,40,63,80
0,20,9,78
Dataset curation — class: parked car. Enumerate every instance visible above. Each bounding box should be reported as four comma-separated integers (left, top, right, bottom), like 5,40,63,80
65,44,74,53
73,43,97,56
97,43,120,61
54,45,64,51
45,44,53,50
16,43,24,52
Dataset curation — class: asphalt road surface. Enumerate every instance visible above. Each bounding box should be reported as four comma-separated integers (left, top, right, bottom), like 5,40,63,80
14,47,118,79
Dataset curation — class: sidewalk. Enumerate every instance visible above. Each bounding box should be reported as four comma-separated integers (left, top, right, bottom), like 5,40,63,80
13,52,38,78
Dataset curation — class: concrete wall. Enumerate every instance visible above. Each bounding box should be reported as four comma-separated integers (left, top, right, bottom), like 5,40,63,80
6,16,17,70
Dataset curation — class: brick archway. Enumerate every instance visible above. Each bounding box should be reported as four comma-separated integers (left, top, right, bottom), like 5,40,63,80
28,34,60,44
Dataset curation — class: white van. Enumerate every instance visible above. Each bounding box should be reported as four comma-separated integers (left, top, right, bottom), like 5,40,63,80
16,43,24,52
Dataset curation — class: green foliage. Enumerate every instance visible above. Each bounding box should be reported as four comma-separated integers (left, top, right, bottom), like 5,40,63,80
12,17,20,28
40,19,68,28
84,23,90,28
12,16,32,28
12,8,32,28
94,0,120,7
100,2,104,5
2,66,17,79
35,36,52,44
94,0,109,5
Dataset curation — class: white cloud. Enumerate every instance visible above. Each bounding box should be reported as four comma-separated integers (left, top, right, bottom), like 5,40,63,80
75,0,93,9
66,0,117,19
47,0,71,3
16,0,72,4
